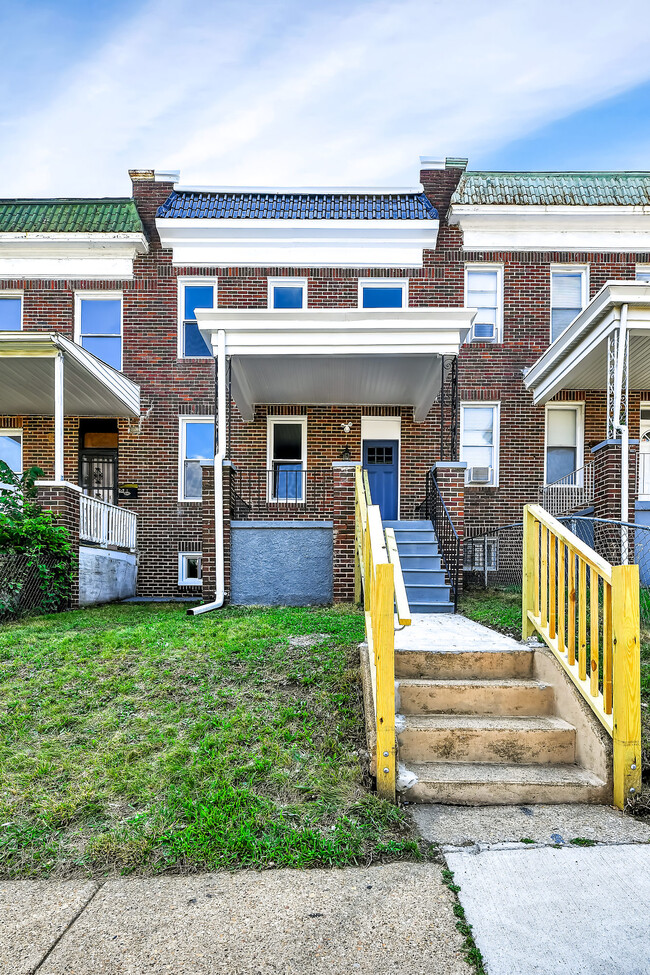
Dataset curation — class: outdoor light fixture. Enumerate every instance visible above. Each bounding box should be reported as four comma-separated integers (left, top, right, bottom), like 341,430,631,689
340,445,352,461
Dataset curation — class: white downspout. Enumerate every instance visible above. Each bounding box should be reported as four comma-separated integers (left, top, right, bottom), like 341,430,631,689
54,352,65,481
189,328,227,615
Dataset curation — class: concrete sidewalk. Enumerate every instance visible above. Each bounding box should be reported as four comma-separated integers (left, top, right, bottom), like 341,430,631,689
1,863,472,975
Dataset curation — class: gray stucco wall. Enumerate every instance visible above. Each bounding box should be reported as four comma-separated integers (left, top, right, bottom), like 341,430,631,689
230,521,333,606
79,546,138,607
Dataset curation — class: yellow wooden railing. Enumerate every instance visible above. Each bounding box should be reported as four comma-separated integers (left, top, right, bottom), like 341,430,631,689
522,504,641,808
354,465,411,801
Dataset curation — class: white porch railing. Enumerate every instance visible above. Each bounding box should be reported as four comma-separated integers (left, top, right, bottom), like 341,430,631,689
79,494,137,551
541,463,595,516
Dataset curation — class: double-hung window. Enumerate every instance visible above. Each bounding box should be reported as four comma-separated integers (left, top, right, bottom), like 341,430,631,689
545,404,583,486
267,417,306,501
465,266,502,342
178,279,215,357
179,417,214,501
268,278,306,309
358,278,407,308
0,428,22,474
550,267,587,343
76,293,122,370
0,293,22,331
460,403,499,485
636,266,650,283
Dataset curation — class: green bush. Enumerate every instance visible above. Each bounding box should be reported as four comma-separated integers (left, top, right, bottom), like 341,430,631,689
0,462,76,616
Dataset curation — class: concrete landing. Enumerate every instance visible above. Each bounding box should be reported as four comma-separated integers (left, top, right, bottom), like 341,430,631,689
446,844,650,975
395,613,524,654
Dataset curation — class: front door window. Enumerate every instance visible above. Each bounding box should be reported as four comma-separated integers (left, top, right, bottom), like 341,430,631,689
80,450,117,505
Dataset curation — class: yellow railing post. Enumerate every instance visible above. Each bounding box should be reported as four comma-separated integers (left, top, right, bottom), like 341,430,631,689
611,563,642,809
354,465,362,604
522,504,536,639
374,561,396,801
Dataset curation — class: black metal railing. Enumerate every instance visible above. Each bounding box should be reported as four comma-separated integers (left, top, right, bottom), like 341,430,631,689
229,468,335,519
423,469,461,610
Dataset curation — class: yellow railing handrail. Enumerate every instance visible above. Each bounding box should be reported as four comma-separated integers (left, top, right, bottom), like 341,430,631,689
385,528,412,626
522,503,641,809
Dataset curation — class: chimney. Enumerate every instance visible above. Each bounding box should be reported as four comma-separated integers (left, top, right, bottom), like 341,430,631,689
419,156,468,222
128,169,178,245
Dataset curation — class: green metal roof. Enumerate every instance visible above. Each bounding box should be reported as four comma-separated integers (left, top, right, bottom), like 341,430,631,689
451,172,650,207
0,198,144,234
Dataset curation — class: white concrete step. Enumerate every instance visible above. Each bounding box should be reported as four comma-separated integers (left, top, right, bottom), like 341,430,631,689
397,714,576,765
400,761,609,805
396,677,554,716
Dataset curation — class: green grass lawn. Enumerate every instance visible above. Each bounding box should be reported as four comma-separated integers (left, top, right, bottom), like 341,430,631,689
0,603,421,878
460,588,650,786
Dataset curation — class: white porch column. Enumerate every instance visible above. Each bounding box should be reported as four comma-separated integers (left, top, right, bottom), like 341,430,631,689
54,352,65,481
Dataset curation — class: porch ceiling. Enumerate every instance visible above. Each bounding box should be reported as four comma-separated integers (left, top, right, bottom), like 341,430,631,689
0,332,140,417
196,307,474,422
525,281,650,404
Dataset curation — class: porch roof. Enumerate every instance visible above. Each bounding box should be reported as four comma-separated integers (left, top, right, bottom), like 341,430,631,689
0,332,140,417
196,307,474,422
525,281,650,404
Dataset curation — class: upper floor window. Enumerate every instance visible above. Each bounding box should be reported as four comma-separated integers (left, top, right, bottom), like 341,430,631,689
465,266,503,343
268,278,306,309
460,403,500,486
358,278,407,308
636,265,650,283
178,279,215,358
179,417,214,501
0,428,22,474
0,293,22,331
550,267,588,343
75,293,122,370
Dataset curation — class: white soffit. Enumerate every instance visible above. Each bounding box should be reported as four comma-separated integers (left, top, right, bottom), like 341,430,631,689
0,233,148,279
525,281,650,403
0,332,140,416
155,219,439,268
448,204,650,251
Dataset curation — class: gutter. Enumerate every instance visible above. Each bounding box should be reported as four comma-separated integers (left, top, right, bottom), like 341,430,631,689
188,328,227,615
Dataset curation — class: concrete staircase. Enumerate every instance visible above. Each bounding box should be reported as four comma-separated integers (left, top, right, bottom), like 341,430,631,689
383,520,454,614
395,617,610,805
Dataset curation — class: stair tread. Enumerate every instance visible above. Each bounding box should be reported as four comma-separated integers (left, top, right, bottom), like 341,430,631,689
399,714,574,732
397,677,550,689
403,761,605,787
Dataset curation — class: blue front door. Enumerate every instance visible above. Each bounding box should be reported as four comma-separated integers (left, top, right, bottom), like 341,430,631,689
363,440,398,521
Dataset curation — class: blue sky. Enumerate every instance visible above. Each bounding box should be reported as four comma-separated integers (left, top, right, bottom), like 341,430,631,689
2,0,650,196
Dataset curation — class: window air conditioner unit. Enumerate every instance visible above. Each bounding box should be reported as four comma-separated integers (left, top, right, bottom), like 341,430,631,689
468,466,492,485
472,321,496,342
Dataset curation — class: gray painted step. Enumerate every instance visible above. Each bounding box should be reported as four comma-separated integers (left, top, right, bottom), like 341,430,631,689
399,762,609,805
384,520,432,530
400,554,443,570
402,569,446,586
393,529,437,544
396,542,439,557
407,601,455,614
404,584,452,603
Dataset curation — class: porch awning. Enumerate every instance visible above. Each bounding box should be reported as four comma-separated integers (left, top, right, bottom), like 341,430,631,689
196,307,474,421
0,332,140,417
525,281,650,404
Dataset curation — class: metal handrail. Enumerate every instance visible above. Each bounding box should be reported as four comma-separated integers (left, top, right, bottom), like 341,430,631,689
423,469,461,611
541,462,594,516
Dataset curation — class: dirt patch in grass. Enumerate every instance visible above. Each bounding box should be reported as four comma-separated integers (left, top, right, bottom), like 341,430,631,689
0,602,423,878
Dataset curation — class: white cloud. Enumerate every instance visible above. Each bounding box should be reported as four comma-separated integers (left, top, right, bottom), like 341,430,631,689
3,0,650,195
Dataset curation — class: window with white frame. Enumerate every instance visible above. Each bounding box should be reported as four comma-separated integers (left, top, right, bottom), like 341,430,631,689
358,278,407,308
268,278,306,309
465,266,502,342
550,267,587,343
636,265,650,283
0,428,22,474
179,417,215,501
0,292,22,331
178,279,215,357
75,293,122,370
178,552,202,585
545,404,583,486
460,403,499,485
267,417,306,501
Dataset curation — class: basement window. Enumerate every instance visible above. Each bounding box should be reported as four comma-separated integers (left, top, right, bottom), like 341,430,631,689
178,552,202,585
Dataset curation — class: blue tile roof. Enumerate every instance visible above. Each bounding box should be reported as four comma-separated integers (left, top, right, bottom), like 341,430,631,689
156,191,438,220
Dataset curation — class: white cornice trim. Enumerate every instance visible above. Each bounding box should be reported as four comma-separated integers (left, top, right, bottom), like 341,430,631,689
171,184,425,194
155,219,439,268
449,203,650,251
0,233,148,279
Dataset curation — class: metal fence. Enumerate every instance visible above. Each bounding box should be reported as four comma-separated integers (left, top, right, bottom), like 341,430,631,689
464,516,650,622
0,550,65,620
